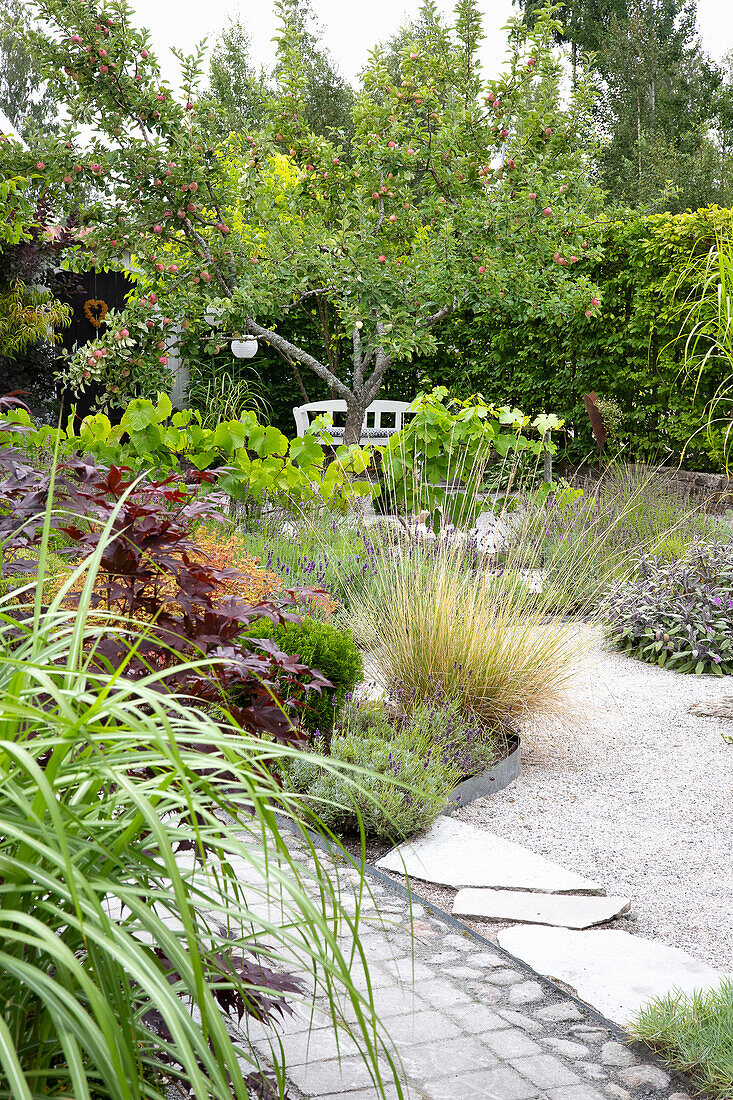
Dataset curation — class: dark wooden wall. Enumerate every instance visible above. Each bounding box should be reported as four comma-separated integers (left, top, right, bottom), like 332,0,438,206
56,267,134,422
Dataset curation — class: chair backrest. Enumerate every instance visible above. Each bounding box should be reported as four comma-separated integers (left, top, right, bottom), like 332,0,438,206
293,399,411,436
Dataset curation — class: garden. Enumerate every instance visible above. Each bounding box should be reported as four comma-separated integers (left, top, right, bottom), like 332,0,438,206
1,0,733,1097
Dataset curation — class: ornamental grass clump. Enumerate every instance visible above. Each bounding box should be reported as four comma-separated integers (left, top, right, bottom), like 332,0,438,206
603,541,733,674
527,464,723,612
630,979,733,1100
349,533,587,737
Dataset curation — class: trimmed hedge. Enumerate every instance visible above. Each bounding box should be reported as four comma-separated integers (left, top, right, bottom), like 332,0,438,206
243,616,363,733
381,206,733,469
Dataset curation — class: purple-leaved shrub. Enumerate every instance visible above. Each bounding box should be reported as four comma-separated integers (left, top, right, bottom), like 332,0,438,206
603,542,733,674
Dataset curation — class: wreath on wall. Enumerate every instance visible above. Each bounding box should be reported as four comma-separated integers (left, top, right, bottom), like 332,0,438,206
83,298,109,328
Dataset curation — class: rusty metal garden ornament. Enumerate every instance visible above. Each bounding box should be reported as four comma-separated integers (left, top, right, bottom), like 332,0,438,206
583,391,607,453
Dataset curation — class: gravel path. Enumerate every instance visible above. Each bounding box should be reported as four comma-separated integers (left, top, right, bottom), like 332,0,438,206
454,632,733,972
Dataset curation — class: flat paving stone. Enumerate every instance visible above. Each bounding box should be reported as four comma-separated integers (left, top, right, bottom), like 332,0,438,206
510,1054,582,1088
535,1002,586,1024
600,1041,636,1067
400,1034,499,1079
497,926,724,1025
286,1054,378,1094
225,831,696,1100
315,1090,403,1100
443,1001,511,1033
423,1064,541,1100
545,1087,607,1100
454,889,630,929
376,818,604,894
484,1028,543,1058
382,1009,462,1044
542,1039,589,1060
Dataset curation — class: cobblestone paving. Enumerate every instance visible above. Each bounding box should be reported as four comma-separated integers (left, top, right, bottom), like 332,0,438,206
246,840,693,1100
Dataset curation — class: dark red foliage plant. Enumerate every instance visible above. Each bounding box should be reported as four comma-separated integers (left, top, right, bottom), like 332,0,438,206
0,446,331,745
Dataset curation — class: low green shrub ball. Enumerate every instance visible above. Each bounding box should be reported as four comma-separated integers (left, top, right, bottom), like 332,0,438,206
244,615,362,731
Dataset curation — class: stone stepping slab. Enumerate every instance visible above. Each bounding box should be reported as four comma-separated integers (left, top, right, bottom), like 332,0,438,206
497,924,725,1025
453,888,631,928
376,817,604,894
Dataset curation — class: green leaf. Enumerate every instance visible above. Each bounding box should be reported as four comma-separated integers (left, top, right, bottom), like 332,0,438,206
290,434,324,467
155,392,173,422
249,425,288,458
532,412,564,434
121,399,156,433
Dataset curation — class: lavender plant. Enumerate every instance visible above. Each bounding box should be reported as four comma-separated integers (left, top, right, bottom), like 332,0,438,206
245,515,390,610
285,690,499,841
603,542,733,674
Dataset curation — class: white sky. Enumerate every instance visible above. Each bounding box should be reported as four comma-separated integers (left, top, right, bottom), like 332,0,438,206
129,0,733,89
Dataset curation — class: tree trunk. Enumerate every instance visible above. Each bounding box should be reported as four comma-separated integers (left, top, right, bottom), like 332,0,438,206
342,393,369,446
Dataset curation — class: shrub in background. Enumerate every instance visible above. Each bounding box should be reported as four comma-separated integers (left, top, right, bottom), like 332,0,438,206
603,541,733,674
244,616,363,735
0,391,376,518
287,693,497,842
379,387,562,528
378,206,733,470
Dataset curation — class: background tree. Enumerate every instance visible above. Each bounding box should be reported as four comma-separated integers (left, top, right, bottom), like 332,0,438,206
0,0,59,138
205,20,271,138
516,0,730,210
206,0,355,147
596,0,725,209
14,0,603,440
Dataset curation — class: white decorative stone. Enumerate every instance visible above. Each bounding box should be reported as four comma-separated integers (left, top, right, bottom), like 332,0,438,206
375,818,604,894
618,1066,671,1090
600,1042,636,1067
497,926,725,1025
453,889,630,928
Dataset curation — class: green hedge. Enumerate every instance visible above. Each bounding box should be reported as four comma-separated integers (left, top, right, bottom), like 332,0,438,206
381,206,733,470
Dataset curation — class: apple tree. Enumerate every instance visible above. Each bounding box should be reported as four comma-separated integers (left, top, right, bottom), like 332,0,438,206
13,0,604,440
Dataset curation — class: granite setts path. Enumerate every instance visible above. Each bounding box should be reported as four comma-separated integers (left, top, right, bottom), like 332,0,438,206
241,828,712,1100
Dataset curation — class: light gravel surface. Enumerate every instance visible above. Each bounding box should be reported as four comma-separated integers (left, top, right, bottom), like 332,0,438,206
453,632,733,972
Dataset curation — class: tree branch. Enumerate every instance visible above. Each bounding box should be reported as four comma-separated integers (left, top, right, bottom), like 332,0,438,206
352,324,364,393
282,286,334,311
365,344,391,405
419,301,456,327
244,316,351,399
363,322,391,404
